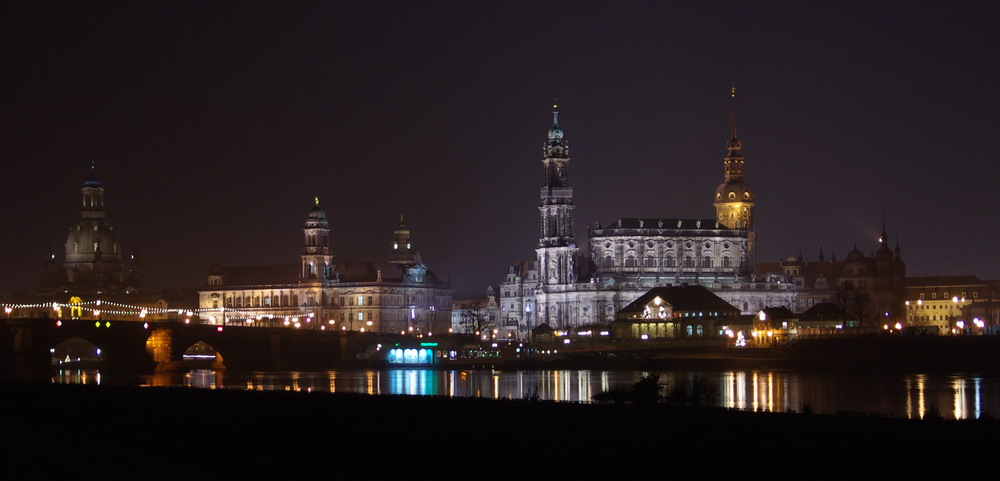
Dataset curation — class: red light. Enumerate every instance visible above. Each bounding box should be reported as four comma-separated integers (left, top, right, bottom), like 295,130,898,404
217,326,223,332
55,320,62,327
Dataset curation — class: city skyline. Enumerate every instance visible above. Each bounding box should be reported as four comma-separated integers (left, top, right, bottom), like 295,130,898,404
3,1,998,297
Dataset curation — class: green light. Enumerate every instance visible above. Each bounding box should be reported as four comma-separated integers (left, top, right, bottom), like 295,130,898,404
419,342,438,347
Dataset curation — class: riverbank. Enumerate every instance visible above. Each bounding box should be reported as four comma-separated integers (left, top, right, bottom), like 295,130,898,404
2,382,997,474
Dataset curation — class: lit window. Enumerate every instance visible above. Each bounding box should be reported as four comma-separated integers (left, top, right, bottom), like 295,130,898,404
357,295,364,306
357,312,364,321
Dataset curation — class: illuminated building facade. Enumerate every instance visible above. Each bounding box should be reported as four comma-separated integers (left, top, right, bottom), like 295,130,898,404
198,202,452,333
450,286,501,336
500,99,794,339
903,275,1000,334
611,285,741,339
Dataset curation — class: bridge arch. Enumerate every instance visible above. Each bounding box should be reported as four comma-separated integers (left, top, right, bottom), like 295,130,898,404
182,340,226,371
51,337,105,384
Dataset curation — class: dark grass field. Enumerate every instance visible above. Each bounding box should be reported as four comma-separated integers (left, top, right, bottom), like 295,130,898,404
2,382,997,475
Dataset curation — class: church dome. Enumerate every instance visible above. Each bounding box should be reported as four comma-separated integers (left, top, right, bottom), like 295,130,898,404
845,246,866,263
306,197,327,222
714,180,754,202
307,205,327,220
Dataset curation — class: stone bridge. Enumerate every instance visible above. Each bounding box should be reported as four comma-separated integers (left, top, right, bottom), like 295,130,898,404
0,318,397,381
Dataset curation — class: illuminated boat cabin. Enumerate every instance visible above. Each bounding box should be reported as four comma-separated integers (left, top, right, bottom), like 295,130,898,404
612,285,740,339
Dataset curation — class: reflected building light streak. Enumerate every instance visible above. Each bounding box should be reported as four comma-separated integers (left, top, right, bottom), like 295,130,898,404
783,376,789,413
916,374,926,419
601,371,609,396
328,371,336,393
768,372,774,412
752,371,759,411
493,372,500,400
974,377,982,419
953,377,966,420
905,375,913,419
736,371,746,410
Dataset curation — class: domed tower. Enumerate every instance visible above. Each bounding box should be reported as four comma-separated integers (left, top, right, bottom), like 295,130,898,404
536,102,577,286
63,163,124,290
714,87,755,229
301,197,333,281
714,87,756,265
389,214,416,265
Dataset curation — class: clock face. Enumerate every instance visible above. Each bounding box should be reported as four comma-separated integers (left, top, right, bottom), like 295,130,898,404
393,243,398,250
406,243,411,249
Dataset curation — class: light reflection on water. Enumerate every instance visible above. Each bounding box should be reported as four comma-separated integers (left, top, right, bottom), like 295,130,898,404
54,368,1000,419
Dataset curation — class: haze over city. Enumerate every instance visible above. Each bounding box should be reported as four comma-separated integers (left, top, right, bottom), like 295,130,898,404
3,1,998,296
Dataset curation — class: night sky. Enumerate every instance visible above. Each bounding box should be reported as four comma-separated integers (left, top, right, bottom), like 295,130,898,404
3,1,998,298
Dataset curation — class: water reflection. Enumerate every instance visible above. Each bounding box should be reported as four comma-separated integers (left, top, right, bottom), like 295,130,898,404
53,368,1000,418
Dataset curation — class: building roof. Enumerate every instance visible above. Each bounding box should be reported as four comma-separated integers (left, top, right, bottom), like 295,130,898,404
509,260,535,277
335,261,447,286
208,260,448,288
759,306,796,320
800,302,857,323
618,284,740,317
593,218,742,234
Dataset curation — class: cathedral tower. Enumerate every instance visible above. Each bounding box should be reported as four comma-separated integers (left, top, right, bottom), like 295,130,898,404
301,197,333,281
389,214,417,265
536,103,577,285
714,87,756,266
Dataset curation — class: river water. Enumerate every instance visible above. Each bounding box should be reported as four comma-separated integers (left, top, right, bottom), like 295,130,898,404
54,367,1000,420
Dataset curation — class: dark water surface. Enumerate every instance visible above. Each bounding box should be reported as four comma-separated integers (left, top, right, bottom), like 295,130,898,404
54,368,1000,420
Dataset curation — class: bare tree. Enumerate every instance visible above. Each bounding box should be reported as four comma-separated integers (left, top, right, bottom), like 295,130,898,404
460,299,495,337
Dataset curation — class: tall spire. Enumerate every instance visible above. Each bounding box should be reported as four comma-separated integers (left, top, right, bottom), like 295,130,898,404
552,98,559,129
727,85,743,155
880,213,889,244
84,160,102,187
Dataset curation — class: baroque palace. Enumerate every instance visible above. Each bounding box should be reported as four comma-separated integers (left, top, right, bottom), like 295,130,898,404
197,202,452,334
499,95,794,339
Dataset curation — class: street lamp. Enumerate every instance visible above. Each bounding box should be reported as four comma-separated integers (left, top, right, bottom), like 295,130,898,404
952,296,968,335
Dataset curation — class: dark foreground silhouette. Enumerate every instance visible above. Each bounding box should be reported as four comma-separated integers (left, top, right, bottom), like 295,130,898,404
2,382,997,474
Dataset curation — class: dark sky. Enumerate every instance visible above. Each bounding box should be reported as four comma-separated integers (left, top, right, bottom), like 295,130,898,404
3,1,999,298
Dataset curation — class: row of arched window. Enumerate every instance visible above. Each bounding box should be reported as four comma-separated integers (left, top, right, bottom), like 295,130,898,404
227,293,298,308
603,255,734,269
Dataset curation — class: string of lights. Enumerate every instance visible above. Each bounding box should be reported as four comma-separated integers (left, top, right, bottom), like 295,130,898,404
1,300,315,320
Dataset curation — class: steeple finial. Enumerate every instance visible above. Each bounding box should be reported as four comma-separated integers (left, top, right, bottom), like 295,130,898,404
314,196,320,206
84,160,102,187
400,212,404,223
552,98,559,128
726,85,742,153
730,85,737,139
